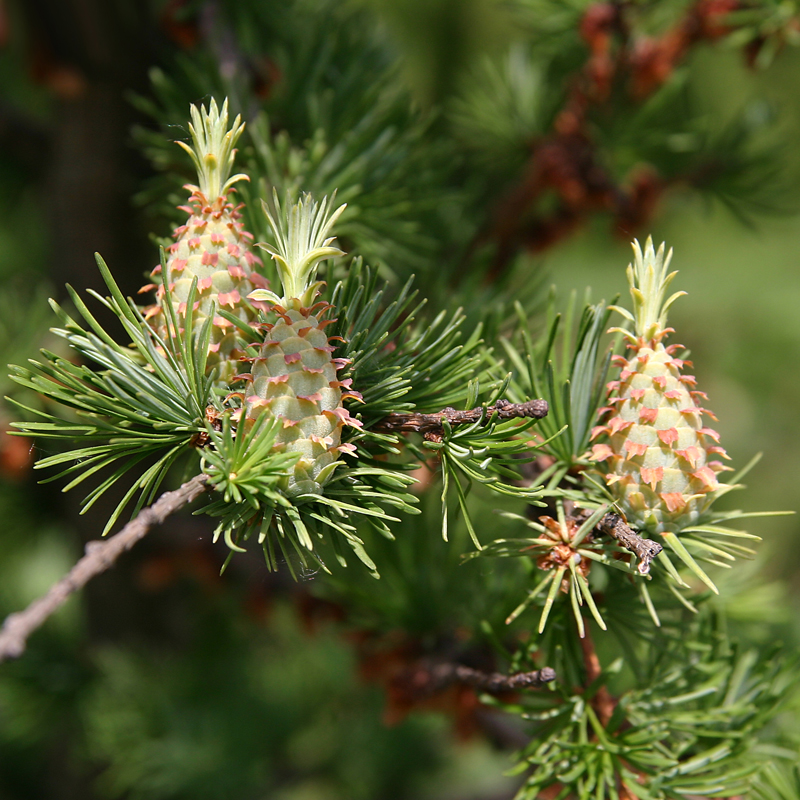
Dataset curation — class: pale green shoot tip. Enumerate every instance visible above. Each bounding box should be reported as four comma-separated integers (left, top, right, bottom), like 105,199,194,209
177,97,249,199
258,191,347,307
612,236,684,339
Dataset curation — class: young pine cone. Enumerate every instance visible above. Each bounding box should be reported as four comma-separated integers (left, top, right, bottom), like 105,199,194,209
141,99,267,385
590,238,732,533
236,194,362,497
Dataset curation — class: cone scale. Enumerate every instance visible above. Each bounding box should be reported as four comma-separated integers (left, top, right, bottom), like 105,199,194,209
590,238,732,533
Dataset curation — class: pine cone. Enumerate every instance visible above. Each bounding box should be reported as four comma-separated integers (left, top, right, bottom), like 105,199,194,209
140,99,266,384
590,238,732,533
238,194,362,496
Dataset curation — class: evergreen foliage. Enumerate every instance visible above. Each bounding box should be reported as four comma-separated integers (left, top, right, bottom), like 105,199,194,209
2,1,800,798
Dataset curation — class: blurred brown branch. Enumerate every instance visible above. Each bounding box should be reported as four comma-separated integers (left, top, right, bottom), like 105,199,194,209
480,0,781,277
0,473,209,662
427,662,556,692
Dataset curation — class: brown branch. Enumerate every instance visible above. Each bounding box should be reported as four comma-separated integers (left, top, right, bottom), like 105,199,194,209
442,663,556,693
398,660,556,699
476,0,762,281
0,473,209,663
596,512,662,575
373,398,549,437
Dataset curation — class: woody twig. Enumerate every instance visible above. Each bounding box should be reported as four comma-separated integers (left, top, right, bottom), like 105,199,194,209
374,398,549,438
596,511,662,575
0,473,210,662
440,663,556,693
399,660,556,698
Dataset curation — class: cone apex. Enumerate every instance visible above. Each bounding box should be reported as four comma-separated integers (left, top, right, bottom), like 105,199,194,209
259,191,346,307
609,235,685,343
177,97,248,200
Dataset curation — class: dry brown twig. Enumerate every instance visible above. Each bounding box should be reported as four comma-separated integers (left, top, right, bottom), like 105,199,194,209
596,511,663,574
373,398,549,438
398,660,556,699
430,663,556,694
373,399,662,577
569,505,662,574
0,473,210,663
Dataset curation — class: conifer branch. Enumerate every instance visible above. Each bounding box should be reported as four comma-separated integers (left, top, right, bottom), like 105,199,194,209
476,0,796,279
398,660,556,697
0,474,209,662
373,398,549,437
439,663,556,693
567,507,663,575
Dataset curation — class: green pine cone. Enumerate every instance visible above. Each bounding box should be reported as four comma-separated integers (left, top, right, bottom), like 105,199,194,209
141,99,267,384
238,193,357,496
241,301,361,496
590,238,732,533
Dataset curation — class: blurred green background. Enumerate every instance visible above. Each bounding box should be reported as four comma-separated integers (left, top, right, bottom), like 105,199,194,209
1,0,799,798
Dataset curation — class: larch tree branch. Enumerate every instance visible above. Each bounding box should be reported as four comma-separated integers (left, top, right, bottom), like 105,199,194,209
439,663,556,693
396,660,557,699
596,511,663,575
570,507,663,574
0,473,209,663
373,398,549,437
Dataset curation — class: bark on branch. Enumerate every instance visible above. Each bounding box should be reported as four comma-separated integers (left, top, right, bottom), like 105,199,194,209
374,398,549,437
0,473,209,663
399,660,556,698
597,511,662,575
440,663,556,693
